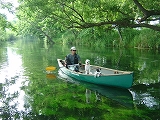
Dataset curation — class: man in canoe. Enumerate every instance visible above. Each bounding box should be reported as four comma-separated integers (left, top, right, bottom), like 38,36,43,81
65,46,81,72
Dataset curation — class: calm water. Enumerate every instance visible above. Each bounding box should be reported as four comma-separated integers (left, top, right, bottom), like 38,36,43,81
0,38,160,120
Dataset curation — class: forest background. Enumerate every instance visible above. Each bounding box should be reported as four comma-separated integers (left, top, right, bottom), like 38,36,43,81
0,0,160,49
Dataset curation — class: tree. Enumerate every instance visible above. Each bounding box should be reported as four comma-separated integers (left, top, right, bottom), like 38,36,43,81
16,0,160,31
0,0,17,41
16,0,160,42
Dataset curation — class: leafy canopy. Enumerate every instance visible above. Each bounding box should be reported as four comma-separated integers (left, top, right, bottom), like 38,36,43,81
16,0,160,38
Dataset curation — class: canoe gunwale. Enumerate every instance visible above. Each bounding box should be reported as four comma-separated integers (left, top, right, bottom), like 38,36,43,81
89,64,133,74
57,59,133,76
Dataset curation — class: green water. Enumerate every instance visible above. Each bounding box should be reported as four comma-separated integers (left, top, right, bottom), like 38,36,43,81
0,38,160,120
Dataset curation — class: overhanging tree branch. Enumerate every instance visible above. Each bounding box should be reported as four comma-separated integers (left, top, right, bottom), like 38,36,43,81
70,19,160,31
57,1,85,23
133,0,160,22
129,23,160,31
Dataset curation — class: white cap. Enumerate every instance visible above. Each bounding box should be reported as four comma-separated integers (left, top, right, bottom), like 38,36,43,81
70,46,76,50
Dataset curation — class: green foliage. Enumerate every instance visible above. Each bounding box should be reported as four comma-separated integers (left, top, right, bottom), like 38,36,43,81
6,30,17,41
0,1,17,41
72,27,160,49
0,0,14,11
15,0,160,49
60,29,77,45
0,29,17,41
120,28,140,47
5,0,160,29
133,29,160,49
0,13,7,31
77,28,94,45
0,30,6,41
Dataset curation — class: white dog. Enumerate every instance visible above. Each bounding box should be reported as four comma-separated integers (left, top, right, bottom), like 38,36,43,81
94,68,101,78
85,59,91,74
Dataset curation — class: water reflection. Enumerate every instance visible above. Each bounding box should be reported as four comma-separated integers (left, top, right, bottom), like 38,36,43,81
46,73,56,79
0,47,28,119
131,83,160,110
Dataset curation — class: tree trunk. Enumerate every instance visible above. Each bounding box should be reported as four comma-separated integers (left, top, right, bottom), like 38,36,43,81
117,27,123,46
38,27,55,44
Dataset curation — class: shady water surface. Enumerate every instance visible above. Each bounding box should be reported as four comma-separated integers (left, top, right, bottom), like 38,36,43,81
0,38,160,120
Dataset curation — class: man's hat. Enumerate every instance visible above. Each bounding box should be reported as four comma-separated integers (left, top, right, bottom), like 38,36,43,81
70,46,76,51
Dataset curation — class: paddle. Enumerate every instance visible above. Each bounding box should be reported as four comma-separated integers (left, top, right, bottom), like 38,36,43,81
45,63,80,72
46,66,56,71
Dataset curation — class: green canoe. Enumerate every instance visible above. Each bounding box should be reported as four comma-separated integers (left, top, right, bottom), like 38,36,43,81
57,59,134,89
